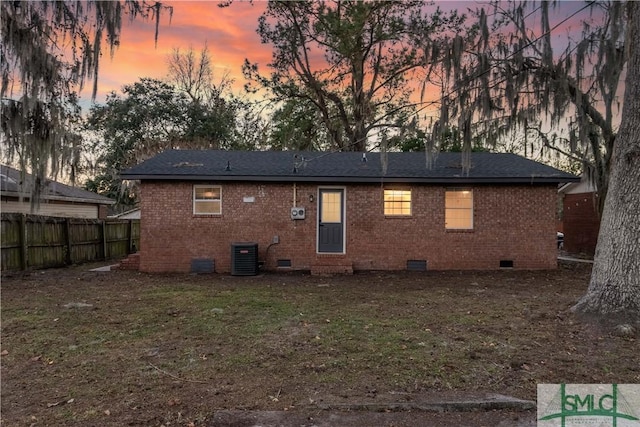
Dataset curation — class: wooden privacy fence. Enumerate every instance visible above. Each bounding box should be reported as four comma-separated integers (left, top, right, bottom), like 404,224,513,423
1,213,140,271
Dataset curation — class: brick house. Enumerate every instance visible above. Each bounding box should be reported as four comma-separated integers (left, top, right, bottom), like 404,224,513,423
558,177,600,255
121,150,579,274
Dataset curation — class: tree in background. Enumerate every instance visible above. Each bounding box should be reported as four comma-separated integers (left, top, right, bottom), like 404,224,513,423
168,44,219,105
0,1,168,207
572,1,640,322
243,0,466,152
86,47,245,208
267,98,331,151
85,78,189,207
400,127,488,153
166,45,238,147
434,1,625,206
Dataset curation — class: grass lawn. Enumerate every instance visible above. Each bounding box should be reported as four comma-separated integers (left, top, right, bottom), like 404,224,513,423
1,262,637,426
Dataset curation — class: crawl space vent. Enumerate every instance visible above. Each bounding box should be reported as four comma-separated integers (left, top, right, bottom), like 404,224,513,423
500,260,514,268
407,260,427,271
191,258,214,273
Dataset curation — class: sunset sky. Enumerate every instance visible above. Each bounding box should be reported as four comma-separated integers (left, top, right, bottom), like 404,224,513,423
84,1,268,104
82,0,596,111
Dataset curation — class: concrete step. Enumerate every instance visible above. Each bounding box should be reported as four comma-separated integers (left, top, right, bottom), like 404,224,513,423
311,256,353,275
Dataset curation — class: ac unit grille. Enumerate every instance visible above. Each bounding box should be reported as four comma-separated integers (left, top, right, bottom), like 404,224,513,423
231,242,259,276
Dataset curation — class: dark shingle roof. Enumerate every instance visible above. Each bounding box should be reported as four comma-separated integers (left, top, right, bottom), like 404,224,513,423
121,150,579,184
1,164,115,204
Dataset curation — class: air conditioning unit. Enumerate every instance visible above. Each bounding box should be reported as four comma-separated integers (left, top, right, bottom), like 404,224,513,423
290,207,306,220
231,242,259,276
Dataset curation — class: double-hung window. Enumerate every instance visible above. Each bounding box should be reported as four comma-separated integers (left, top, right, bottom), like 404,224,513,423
445,189,473,229
384,189,412,216
193,185,221,215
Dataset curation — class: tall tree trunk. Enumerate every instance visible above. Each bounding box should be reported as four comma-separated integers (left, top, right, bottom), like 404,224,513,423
351,49,367,152
573,1,640,322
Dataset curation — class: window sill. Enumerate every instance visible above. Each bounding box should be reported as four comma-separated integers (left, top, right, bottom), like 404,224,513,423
384,215,413,219
445,228,474,233
193,214,222,218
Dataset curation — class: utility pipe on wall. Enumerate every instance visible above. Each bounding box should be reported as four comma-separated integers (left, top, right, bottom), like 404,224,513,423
293,182,297,207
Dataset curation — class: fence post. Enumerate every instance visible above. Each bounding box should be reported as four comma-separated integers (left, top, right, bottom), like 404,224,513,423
128,220,134,254
19,213,28,270
102,220,108,260
64,218,72,265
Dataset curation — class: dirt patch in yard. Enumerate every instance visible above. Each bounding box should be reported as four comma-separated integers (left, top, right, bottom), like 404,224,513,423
1,262,638,426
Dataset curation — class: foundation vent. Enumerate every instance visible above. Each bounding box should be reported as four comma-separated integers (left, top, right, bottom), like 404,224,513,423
500,260,514,269
407,260,427,271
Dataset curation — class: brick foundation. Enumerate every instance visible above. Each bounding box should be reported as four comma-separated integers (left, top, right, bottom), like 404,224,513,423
117,253,140,270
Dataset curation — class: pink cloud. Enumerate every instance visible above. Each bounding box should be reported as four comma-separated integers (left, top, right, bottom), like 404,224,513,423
85,1,268,104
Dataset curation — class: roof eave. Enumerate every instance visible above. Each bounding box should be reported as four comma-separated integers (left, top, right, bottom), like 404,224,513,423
121,174,580,185
1,190,116,205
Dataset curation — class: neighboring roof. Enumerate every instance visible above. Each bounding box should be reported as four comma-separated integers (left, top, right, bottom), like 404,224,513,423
108,207,141,219
558,174,597,195
121,150,580,184
1,164,115,205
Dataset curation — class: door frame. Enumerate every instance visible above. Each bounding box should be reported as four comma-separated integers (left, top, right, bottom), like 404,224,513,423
316,186,346,254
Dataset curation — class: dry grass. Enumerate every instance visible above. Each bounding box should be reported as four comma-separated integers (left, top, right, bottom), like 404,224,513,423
1,262,637,426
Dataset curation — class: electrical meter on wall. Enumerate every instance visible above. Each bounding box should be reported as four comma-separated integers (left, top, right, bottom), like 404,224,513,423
290,207,305,220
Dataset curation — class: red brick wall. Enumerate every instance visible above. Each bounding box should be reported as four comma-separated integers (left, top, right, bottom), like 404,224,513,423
98,204,108,219
562,192,600,255
139,182,558,272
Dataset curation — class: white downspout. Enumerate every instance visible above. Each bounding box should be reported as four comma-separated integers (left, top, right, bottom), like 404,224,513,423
293,182,297,207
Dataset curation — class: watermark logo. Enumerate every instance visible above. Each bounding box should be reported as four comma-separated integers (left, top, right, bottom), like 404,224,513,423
538,384,640,427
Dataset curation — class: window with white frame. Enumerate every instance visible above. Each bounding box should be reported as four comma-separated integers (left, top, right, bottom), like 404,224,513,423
384,189,412,216
445,189,473,229
193,185,221,215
